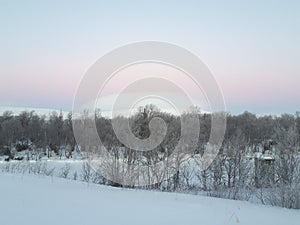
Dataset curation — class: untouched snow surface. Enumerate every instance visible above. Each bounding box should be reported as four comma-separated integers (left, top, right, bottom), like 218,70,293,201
0,173,299,225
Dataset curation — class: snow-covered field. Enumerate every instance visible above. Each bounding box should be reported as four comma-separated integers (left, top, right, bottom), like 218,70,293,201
0,173,299,225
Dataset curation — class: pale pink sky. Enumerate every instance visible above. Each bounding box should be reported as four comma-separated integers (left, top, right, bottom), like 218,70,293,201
0,1,299,114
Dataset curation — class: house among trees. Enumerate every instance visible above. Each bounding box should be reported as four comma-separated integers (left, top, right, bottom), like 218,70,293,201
255,140,275,188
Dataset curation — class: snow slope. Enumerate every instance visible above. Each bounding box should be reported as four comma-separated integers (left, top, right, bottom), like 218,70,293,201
0,173,299,225
0,106,69,118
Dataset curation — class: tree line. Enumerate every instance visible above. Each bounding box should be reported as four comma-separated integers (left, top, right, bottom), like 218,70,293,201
0,106,300,208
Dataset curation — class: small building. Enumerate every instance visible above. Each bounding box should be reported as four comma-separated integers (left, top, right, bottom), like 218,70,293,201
254,140,275,188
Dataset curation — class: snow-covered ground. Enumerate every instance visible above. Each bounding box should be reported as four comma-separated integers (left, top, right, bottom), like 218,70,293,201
0,173,299,225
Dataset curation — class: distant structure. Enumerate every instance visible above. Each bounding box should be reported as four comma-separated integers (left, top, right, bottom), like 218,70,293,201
255,140,275,188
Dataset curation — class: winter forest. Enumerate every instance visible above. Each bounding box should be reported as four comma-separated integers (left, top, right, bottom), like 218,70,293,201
1,105,300,209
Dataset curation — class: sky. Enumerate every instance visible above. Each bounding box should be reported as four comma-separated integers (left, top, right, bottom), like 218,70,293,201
0,0,299,115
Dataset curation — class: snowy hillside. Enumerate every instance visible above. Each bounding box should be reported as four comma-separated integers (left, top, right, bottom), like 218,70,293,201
0,106,70,118
0,173,299,225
